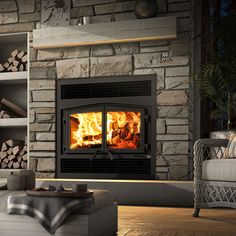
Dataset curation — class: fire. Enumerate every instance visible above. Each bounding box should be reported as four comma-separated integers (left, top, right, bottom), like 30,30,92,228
70,111,141,150
70,112,102,149
107,111,141,149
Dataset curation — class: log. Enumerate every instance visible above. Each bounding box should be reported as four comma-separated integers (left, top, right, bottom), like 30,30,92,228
8,161,13,168
3,158,9,164
21,161,27,169
0,151,7,159
13,146,21,156
17,156,22,163
3,62,9,69
13,60,19,67
6,139,24,147
21,54,27,63
22,154,27,161
1,142,7,152
8,155,16,161
1,162,7,169
11,49,21,58
13,162,20,169
0,98,27,117
7,148,13,155
0,64,5,72
17,50,26,59
19,147,26,156
8,57,14,63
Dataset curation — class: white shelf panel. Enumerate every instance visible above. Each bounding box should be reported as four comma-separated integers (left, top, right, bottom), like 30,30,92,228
0,118,27,127
0,71,27,84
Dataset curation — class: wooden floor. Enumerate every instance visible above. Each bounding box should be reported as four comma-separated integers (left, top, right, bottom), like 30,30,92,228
118,206,236,236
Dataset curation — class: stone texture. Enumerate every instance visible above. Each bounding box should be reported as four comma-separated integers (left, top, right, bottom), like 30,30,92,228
0,22,35,33
34,107,55,114
19,12,41,22
30,67,56,79
156,172,168,180
156,156,168,167
165,118,188,125
140,40,169,47
17,0,36,13
0,12,18,24
62,46,90,59
156,134,188,141
37,158,55,172
73,0,112,7
156,142,162,155
115,12,136,21
91,14,112,24
91,45,114,57
30,123,51,132
163,141,188,154
166,66,189,76
170,43,189,56
168,166,188,180
30,102,55,109
156,119,166,134
78,6,94,16
29,109,35,123
0,1,17,12
30,80,55,90
37,49,63,61
158,106,188,118
29,158,37,172
36,133,55,141
134,53,189,69
133,68,165,90
178,17,191,32
165,76,189,89
31,61,56,68
90,55,132,76
30,142,55,151
157,90,188,105
37,114,55,123
167,125,188,134
30,152,56,157
168,2,190,12
29,48,37,62
56,58,89,78
71,7,78,18
157,0,167,13
140,46,169,53
36,172,55,178
32,90,55,102
30,132,35,141
113,43,139,55
95,1,134,15
164,155,188,166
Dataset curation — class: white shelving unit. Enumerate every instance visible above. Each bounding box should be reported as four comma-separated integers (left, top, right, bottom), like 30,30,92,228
0,32,29,174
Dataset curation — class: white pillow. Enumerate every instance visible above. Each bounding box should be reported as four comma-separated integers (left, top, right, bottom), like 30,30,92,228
224,135,236,158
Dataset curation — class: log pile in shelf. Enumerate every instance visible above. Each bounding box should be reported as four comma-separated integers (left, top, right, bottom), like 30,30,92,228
0,138,27,169
0,49,27,72
0,98,27,118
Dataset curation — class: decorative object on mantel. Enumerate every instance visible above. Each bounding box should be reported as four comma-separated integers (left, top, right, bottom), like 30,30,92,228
134,0,158,19
33,16,176,49
41,0,71,28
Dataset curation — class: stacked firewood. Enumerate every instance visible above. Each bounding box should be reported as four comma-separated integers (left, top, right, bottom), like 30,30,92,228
0,138,27,169
0,49,27,72
0,98,27,119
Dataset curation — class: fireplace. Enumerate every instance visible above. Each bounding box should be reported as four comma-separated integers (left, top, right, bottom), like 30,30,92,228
57,75,157,179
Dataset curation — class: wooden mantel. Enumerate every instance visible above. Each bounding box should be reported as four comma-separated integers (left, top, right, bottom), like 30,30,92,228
33,16,177,49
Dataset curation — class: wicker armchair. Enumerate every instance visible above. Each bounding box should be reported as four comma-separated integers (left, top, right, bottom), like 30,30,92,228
193,138,236,217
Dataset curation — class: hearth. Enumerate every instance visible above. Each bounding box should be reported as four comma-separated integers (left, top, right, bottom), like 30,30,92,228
57,75,156,179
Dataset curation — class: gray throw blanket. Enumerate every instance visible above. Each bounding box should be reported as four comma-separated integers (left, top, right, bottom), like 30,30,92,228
7,193,94,234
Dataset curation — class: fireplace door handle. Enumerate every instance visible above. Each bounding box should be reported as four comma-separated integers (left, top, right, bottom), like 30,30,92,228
91,150,115,161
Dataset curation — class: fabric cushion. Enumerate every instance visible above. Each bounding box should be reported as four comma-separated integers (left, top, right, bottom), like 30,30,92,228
223,135,236,158
202,159,236,181
0,189,114,214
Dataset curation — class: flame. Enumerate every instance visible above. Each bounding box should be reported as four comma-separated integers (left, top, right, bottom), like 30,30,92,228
107,111,141,149
70,112,102,149
70,111,141,150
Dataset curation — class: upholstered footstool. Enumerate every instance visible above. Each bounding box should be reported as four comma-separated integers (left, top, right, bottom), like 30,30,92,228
0,189,118,236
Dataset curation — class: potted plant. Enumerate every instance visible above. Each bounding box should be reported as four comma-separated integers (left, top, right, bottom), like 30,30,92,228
195,13,236,139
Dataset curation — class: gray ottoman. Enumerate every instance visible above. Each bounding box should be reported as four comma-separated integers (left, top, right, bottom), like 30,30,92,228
0,189,118,236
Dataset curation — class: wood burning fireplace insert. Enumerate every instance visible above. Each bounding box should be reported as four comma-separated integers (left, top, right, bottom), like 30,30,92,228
57,75,156,179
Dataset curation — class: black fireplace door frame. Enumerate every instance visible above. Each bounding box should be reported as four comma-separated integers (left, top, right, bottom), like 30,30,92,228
63,104,146,155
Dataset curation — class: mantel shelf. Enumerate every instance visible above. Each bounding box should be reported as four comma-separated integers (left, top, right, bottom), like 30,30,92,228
33,16,177,49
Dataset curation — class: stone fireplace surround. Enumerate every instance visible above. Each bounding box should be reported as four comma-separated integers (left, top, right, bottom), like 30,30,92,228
9,0,194,180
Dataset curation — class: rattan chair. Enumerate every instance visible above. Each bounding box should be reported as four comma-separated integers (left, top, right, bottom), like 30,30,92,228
193,138,236,217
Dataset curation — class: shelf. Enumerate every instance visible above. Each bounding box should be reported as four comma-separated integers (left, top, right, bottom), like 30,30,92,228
33,16,177,49
0,118,27,127
0,71,27,84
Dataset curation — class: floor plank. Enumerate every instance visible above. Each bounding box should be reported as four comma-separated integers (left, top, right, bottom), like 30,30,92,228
118,206,236,236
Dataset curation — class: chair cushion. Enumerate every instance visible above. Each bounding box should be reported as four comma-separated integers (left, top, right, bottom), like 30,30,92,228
223,135,236,158
202,159,236,181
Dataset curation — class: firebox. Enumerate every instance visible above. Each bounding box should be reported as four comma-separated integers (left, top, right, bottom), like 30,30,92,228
57,75,156,179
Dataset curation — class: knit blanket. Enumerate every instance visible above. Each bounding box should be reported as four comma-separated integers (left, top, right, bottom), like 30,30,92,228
7,193,94,234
